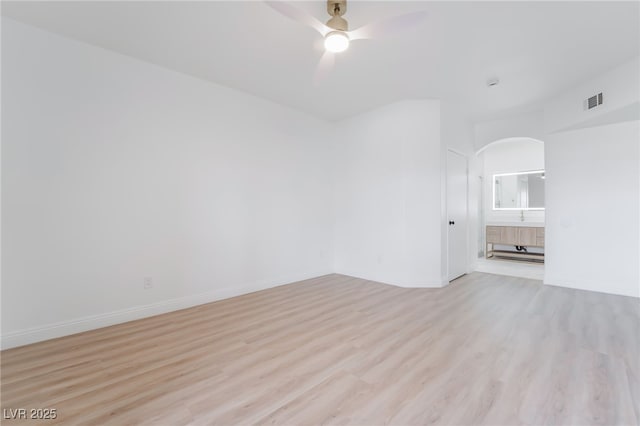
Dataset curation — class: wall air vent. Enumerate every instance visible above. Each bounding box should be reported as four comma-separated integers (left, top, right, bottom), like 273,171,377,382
584,92,603,110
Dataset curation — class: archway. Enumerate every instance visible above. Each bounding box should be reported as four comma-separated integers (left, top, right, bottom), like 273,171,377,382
475,136,544,155
474,136,546,279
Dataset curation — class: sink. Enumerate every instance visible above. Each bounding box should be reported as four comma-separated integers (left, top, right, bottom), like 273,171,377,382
485,222,544,228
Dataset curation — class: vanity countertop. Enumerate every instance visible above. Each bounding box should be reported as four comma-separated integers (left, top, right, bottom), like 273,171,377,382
486,222,545,228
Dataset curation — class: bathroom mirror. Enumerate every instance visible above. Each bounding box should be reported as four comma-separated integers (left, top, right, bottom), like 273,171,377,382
493,170,545,210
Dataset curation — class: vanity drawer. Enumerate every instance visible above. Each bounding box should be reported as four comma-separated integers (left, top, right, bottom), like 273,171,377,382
518,228,537,246
499,227,519,245
535,227,545,246
486,226,501,243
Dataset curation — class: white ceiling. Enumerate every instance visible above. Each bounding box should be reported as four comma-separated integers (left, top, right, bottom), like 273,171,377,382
3,1,639,121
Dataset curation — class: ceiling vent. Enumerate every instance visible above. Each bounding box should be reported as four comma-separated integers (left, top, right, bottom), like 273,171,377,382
584,92,603,110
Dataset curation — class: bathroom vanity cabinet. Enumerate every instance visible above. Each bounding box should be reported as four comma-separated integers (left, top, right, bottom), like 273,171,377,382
486,225,544,262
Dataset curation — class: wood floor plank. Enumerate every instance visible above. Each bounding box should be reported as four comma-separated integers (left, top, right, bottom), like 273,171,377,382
1,272,638,425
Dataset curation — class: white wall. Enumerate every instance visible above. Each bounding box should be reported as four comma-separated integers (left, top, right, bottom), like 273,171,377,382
441,101,475,155
544,121,639,297
544,57,640,133
1,19,334,348
480,138,545,224
332,100,444,287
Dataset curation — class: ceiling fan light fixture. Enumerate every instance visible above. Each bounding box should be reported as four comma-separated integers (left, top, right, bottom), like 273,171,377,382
324,31,350,53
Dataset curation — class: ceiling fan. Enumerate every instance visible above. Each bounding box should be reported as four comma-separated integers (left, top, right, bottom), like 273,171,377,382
265,1,428,83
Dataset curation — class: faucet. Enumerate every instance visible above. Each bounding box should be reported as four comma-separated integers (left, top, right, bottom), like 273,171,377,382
520,210,525,222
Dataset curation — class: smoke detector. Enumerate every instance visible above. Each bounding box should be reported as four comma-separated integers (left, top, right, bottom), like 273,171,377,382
487,77,500,87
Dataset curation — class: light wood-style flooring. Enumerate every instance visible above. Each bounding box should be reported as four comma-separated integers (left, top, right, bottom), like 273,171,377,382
1,273,639,425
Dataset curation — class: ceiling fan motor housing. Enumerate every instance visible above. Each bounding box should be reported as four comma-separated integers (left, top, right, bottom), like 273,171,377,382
326,0,348,31
327,0,347,17
327,15,348,31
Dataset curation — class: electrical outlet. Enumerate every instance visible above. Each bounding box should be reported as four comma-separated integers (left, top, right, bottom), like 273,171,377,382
143,277,153,289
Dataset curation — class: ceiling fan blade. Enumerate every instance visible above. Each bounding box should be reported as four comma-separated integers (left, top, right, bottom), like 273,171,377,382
348,10,428,41
264,1,330,36
313,51,335,85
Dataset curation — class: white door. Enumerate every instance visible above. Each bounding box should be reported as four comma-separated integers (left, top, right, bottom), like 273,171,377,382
447,150,468,281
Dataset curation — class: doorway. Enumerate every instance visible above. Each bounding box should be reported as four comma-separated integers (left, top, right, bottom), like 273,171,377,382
447,149,468,281
474,138,545,280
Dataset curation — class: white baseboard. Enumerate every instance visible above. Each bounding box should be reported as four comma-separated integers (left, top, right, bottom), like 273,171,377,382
334,270,444,289
1,270,333,350
543,278,640,298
